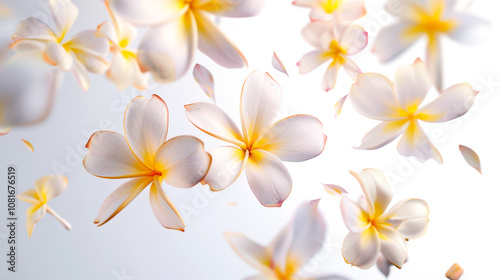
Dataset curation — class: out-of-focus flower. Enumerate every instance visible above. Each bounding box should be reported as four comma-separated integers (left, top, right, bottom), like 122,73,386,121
185,72,326,207
293,0,365,22
18,175,72,237
96,0,148,90
298,21,367,91
10,0,109,91
109,0,265,83
341,169,430,269
374,0,489,89
349,58,477,163
226,200,350,280
84,95,211,231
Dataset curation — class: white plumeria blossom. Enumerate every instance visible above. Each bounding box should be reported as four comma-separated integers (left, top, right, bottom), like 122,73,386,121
226,200,350,280
341,169,430,269
109,0,265,83
10,0,109,91
95,0,148,90
373,0,489,89
298,21,367,91
349,58,477,163
293,0,366,22
185,71,327,207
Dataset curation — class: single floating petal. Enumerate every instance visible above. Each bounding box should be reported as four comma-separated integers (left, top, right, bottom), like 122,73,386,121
193,64,215,103
271,51,288,77
0,127,11,136
459,145,481,174
323,184,348,196
333,95,348,118
22,139,34,152
446,263,464,280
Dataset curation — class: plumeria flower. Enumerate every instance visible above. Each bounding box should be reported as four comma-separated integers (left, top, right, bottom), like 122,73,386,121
341,169,430,269
293,0,365,22
108,0,265,83
185,72,326,207
18,175,72,238
226,200,350,280
373,0,489,89
95,0,148,90
10,0,109,91
298,21,367,91
84,95,211,231
349,58,477,163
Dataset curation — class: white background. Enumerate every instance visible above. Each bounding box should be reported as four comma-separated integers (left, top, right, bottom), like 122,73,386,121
1,0,500,279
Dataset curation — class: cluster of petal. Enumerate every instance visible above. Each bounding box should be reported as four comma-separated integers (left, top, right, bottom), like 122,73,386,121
349,58,477,163
293,0,365,22
298,21,367,91
10,0,109,91
226,200,350,280
109,0,265,83
341,169,430,269
185,71,327,207
83,95,211,231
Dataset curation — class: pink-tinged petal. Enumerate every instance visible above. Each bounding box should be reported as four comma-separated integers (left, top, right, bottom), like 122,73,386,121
382,198,430,239
357,120,409,150
9,40,46,53
377,255,392,277
342,58,361,80
272,51,288,77
124,95,169,168
253,115,326,162
342,226,381,269
268,223,294,274
341,196,371,232
245,149,292,207
349,169,393,217
224,232,271,273
459,145,481,174
185,102,245,147
340,25,367,55
394,58,432,111
71,56,90,91
322,62,341,92
26,204,47,238
448,12,489,44
149,182,185,231
137,11,197,83
301,21,333,50
416,83,476,123
377,225,407,269
298,51,329,74
0,127,11,136
21,139,34,152
323,184,348,196
34,175,68,201
446,263,464,280
95,176,153,226
193,64,215,103
12,17,57,41
240,72,282,146
372,23,419,63
109,0,188,26
333,95,348,118
397,121,443,163
194,11,247,69
196,0,265,17
201,146,248,191
337,1,366,22
43,41,73,71
292,0,318,7
49,0,78,39
426,39,443,91
18,189,39,204
84,131,154,179
349,73,403,121
154,136,211,188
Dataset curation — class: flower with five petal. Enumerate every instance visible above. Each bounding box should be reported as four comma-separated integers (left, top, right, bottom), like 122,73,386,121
18,175,72,237
349,58,477,163
341,169,430,269
185,72,327,207
10,0,109,91
373,0,489,89
298,21,367,91
83,95,211,231
293,0,365,22
109,0,265,83
226,200,350,280
95,0,149,90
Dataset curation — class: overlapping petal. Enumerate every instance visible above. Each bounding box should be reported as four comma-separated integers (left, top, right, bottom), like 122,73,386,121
201,146,248,191
149,182,185,231
342,226,381,269
378,225,407,269
382,198,430,239
397,121,443,163
341,196,371,233
224,232,271,272
196,0,265,17
34,175,68,202
109,0,188,26
349,169,393,216
49,0,78,39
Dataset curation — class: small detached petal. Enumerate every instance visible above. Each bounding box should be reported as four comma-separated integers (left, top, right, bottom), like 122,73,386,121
458,145,481,174
446,263,464,280
193,64,215,103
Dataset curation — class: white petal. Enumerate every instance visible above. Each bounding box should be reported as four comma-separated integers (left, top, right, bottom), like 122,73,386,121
105,0,138,44
305,276,351,280
337,0,366,22
394,58,432,111
342,227,381,269
107,51,147,90
298,51,329,74
322,62,340,92
378,225,407,269
149,182,185,231
71,56,90,91
18,189,40,204
349,169,393,217
196,0,265,17
397,121,443,163
333,95,348,118
459,145,481,174
201,146,248,191
426,39,443,91
245,149,292,207
357,120,409,150
373,23,419,63
193,64,215,103
224,232,271,272
377,255,392,277
448,12,490,44
49,0,78,39
340,196,371,233
12,17,56,41
323,184,348,196
43,41,73,71
342,58,361,80
292,0,318,7
65,30,109,74
272,51,288,76
301,21,333,50
109,0,188,26
95,21,119,46
340,25,368,55
34,175,68,201
9,40,46,53
382,198,430,239
26,204,47,237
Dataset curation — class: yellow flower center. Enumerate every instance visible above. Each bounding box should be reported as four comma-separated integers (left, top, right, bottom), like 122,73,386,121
406,1,457,40
321,0,342,14
274,260,298,280
326,40,347,64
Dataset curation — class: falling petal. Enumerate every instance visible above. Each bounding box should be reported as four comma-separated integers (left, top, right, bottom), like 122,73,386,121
272,51,288,77
227,202,237,207
333,95,348,118
323,184,348,196
22,139,34,152
193,64,215,103
446,263,464,280
459,145,481,174
0,127,11,136
377,255,391,277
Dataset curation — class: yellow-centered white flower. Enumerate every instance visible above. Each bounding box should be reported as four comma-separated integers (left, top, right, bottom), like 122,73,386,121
293,0,365,22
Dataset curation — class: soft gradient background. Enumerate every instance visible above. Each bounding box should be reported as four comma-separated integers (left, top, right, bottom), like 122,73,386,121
1,0,500,279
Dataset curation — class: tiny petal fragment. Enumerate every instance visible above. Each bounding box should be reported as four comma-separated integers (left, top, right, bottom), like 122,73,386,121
459,145,481,174
323,184,348,196
193,64,215,103
333,95,348,118
446,263,464,280
21,139,34,152
271,51,288,77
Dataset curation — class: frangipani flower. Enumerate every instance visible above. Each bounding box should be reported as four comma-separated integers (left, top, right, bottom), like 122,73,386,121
109,0,265,83
18,175,72,237
373,0,489,89
226,200,350,280
349,59,477,163
341,169,430,269
293,0,365,22
96,0,148,90
298,21,367,91
84,95,211,231
185,72,326,207
10,0,109,91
